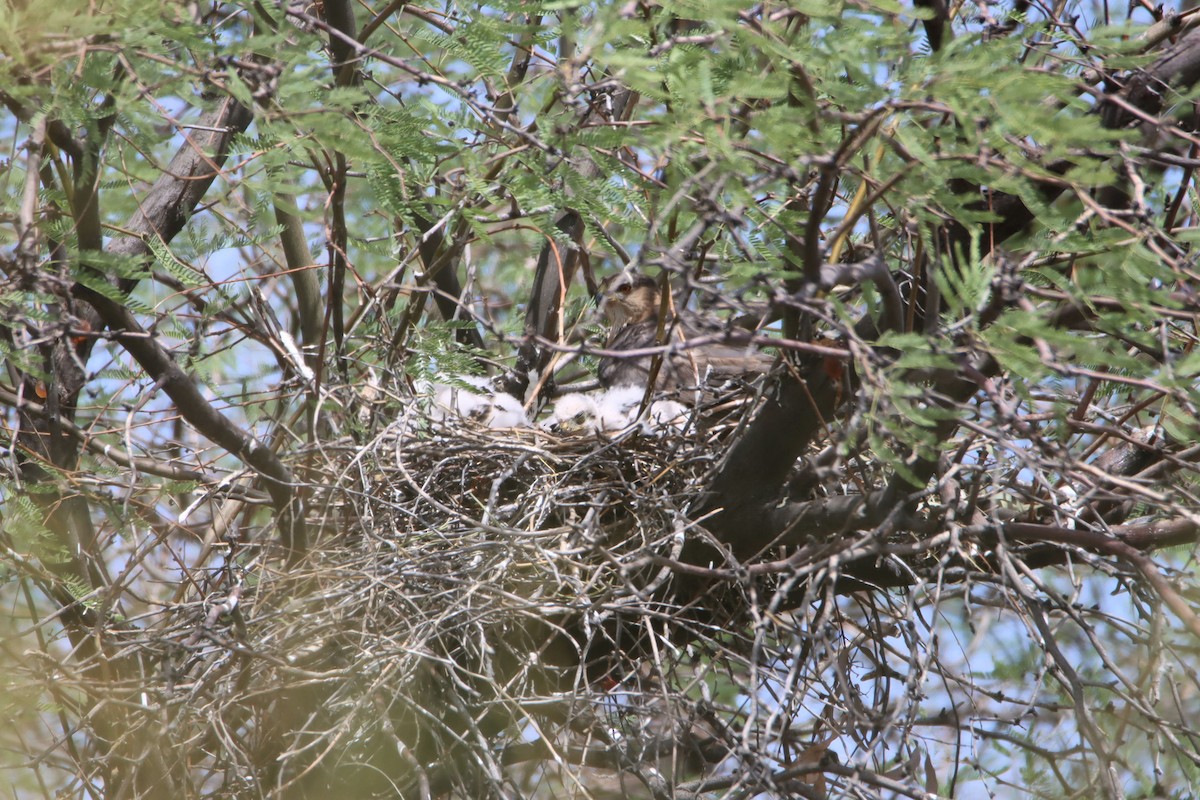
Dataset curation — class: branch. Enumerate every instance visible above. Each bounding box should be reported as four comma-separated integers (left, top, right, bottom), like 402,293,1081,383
966,25,1200,258
699,25,1200,550
106,96,255,271
999,519,1200,639
0,383,266,490
60,95,256,407
505,209,585,400
1102,25,1200,129
913,0,951,53
75,287,307,563
697,367,842,543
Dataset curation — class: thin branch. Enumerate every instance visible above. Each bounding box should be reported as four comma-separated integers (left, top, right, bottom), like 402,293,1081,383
73,286,307,562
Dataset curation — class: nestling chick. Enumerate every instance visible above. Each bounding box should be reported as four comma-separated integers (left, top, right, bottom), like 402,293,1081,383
549,393,599,433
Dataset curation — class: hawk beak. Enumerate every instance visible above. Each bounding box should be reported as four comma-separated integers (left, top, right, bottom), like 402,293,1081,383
595,288,618,323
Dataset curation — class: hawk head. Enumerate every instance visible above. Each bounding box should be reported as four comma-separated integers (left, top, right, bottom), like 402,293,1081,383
597,271,661,328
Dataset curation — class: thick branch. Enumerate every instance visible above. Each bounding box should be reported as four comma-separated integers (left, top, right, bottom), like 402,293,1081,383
76,288,307,562
508,209,585,396
59,95,256,408
106,97,255,274
700,25,1200,550
999,519,1200,638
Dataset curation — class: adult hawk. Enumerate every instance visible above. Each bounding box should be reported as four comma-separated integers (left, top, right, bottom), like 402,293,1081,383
596,270,771,396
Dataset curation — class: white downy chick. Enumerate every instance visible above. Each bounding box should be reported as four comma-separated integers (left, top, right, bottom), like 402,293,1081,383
425,376,529,429
429,376,492,422
595,386,644,432
549,393,600,433
486,391,530,428
546,389,690,437
646,399,690,432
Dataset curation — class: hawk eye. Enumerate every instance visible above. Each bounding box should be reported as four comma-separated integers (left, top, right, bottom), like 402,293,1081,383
617,284,632,294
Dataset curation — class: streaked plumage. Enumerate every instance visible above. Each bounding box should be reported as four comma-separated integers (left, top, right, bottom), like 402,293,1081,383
596,270,771,395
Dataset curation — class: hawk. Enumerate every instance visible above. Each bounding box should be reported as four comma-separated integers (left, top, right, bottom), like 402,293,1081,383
596,270,771,396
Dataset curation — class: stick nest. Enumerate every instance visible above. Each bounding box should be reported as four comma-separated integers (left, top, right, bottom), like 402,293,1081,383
169,397,764,795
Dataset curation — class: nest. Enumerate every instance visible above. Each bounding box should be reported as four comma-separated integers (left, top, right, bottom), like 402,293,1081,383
167,393,769,796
